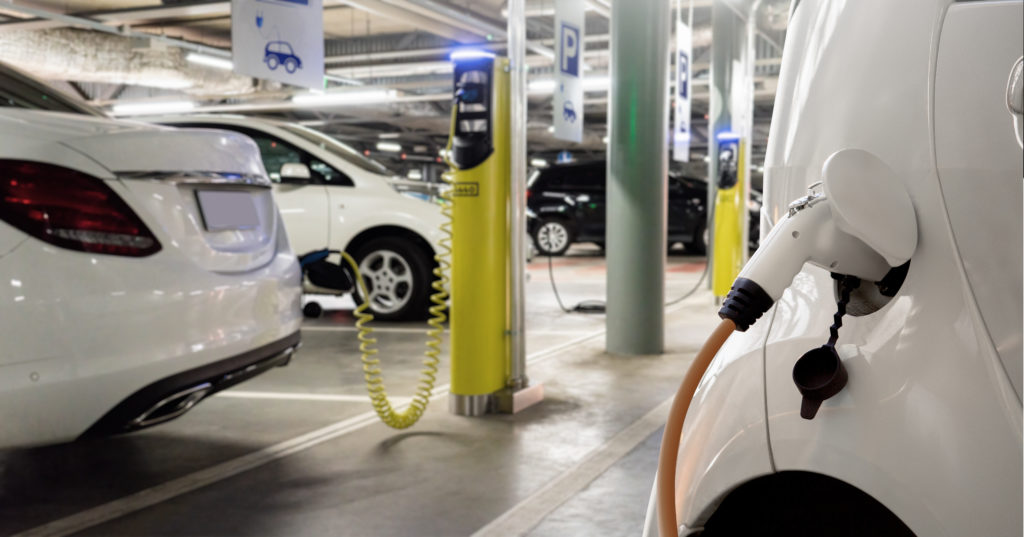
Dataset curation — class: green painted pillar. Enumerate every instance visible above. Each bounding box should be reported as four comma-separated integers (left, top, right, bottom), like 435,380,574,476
606,0,671,355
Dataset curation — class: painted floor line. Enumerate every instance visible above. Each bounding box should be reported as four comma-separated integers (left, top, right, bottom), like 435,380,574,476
471,396,673,537
301,325,603,336
13,331,603,537
214,391,412,404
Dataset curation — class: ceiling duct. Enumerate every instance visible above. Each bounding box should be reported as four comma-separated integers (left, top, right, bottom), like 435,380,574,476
0,28,253,94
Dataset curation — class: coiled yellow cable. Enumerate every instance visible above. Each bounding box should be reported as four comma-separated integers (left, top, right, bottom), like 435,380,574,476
344,102,457,429
340,176,452,430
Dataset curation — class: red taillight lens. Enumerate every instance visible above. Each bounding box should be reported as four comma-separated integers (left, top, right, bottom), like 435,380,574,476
0,160,161,257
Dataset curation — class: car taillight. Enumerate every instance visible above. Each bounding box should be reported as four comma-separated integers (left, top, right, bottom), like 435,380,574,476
0,160,161,257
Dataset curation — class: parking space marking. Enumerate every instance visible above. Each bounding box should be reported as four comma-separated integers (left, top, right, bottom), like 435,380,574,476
471,396,673,537
214,391,412,404
301,325,602,336
14,330,605,537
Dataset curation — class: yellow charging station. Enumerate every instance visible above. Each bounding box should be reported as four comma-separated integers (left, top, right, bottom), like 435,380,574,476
711,134,748,298
445,52,512,416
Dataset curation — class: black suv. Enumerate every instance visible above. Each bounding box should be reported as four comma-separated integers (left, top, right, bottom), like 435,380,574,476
526,161,761,256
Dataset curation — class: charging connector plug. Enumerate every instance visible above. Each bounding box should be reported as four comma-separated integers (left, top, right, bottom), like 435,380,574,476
719,278,774,331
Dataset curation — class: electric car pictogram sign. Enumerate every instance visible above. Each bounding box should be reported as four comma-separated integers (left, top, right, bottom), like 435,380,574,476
231,0,324,89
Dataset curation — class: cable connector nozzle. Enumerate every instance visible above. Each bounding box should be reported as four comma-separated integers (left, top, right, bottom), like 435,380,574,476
718,278,774,332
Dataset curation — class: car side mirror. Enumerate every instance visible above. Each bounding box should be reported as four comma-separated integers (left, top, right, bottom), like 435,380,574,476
280,162,312,184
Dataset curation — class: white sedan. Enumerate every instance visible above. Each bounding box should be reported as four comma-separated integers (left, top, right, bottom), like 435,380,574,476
0,64,302,448
153,116,446,321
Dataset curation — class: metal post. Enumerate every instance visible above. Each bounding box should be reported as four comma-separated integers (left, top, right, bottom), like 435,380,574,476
606,0,671,355
494,0,543,414
507,0,527,390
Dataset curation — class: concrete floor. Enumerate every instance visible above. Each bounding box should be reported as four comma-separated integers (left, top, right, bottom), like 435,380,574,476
0,245,720,537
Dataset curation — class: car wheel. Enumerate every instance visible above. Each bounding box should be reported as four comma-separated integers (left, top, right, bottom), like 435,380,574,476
303,302,323,318
266,55,280,70
685,222,708,256
532,218,574,256
284,58,298,73
350,237,433,321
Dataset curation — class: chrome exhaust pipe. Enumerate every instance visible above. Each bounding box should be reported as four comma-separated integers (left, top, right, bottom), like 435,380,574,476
128,382,213,429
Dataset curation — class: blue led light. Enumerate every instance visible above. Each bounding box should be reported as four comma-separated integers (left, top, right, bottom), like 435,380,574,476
449,49,497,62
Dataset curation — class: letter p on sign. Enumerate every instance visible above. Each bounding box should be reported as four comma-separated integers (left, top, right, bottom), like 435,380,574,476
559,22,579,77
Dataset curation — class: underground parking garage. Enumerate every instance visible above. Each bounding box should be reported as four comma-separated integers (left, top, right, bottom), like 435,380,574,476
0,0,1021,536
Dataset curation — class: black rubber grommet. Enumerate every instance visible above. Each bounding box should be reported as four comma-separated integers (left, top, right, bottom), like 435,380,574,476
718,277,775,332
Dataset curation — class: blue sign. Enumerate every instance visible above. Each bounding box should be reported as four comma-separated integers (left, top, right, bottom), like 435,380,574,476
559,22,580,77
562,100,577,123
678,52,689,99
264,40,303,73
557,150,574,164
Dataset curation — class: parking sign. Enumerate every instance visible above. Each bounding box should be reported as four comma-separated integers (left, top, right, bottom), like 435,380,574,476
554,0,584,143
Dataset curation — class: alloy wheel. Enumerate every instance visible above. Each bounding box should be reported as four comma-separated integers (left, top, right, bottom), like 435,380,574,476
358,249,414,315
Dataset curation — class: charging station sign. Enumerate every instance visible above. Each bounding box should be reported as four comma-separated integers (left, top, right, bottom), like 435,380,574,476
673,21,692,162
554,0,584,143
231,0,324,89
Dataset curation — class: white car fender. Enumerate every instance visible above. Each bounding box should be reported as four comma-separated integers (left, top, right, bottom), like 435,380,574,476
330,187,446,255
646,312,776,535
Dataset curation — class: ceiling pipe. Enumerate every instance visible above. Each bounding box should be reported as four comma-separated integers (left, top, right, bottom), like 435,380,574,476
330,0,480,42
0,1,229,58
382,0,555,59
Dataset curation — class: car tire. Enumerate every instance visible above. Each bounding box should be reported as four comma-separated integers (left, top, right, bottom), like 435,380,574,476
284,58,298,73
303,301,323,318
532,217,574,256
685,222,708,256
350,237,433,322
266,56,279,70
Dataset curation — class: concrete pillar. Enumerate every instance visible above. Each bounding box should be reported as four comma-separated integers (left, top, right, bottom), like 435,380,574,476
606,0,671,355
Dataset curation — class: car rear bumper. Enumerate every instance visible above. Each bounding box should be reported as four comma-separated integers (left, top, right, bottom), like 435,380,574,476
81,331,301,436
0,230,303,448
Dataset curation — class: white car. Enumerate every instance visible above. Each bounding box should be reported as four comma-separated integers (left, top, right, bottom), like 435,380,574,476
649,1,1022,536
0,63,302,449
154,116,445,321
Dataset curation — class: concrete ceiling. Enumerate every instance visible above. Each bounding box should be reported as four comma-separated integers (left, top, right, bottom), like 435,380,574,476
0,0,789,177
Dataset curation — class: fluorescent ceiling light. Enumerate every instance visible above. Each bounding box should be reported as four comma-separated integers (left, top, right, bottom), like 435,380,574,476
292,89,397,107
547,125,555,133
602,136,609,144
186,53,233,71
111,100,196,116
530,159,548,168
407,170,423,180
377,141,402,152
528,79,557,93
449,49,496,61
378,133,401,139
528,76,609,94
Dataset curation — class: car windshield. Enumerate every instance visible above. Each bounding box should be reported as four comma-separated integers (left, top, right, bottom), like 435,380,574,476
280,124,394,176
0,62,105,117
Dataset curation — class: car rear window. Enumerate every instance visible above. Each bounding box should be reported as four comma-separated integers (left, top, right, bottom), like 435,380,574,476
538,164,604,191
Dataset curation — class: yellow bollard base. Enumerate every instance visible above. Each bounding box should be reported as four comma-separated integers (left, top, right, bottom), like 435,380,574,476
449,394,491,416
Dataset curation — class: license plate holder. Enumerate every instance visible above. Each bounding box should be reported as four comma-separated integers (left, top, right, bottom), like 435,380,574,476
195,190,260,231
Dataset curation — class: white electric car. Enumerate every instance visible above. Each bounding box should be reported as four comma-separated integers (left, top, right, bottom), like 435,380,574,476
153,116,446,321
648,1,1023,536
0,63,303,449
